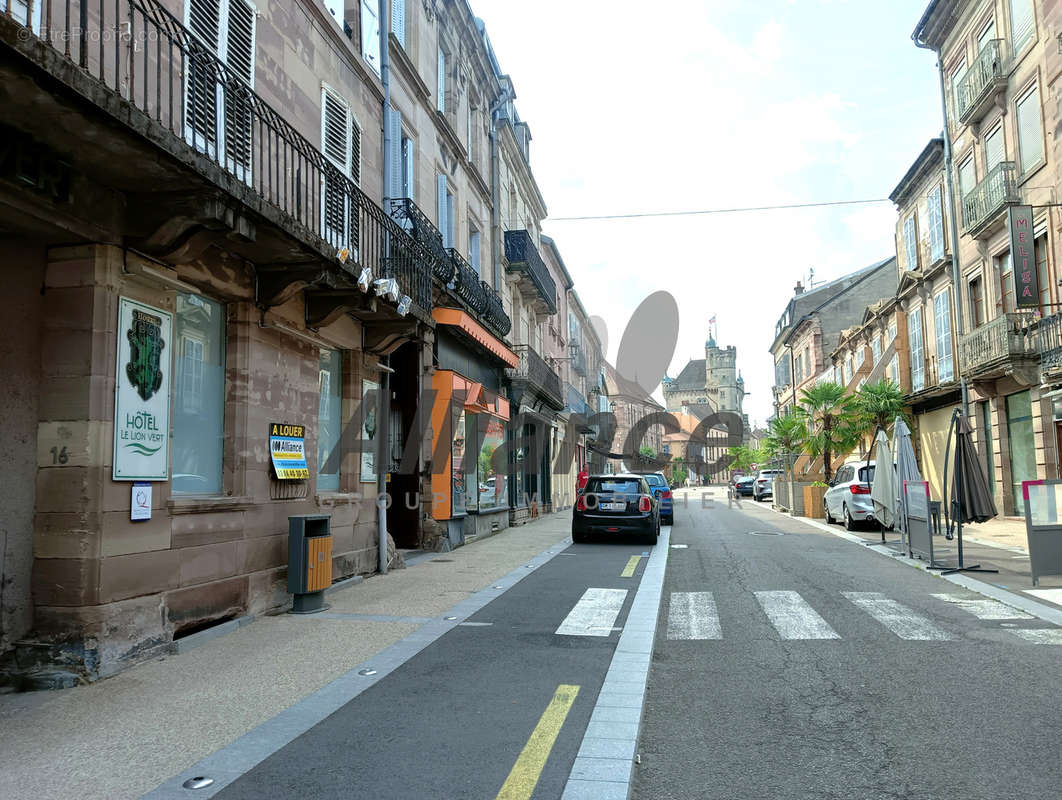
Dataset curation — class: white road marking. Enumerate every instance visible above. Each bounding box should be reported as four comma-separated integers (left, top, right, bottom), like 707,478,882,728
1009,628,1062,645
844,592,953,640
555,588,628,637
754,591,840,640
1025,588,1062,606
931,593,1033,620
666,592,722,640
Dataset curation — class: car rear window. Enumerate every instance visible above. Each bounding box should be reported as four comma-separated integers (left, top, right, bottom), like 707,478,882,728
858,466,875,483
587,479,641,494
642,474,666,487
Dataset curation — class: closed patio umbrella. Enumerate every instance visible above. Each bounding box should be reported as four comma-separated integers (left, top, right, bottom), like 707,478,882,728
947,412,998,526
870,428,895,529
892,417,922,552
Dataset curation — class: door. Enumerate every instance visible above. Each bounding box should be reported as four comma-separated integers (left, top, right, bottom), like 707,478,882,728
1006,391,1036,515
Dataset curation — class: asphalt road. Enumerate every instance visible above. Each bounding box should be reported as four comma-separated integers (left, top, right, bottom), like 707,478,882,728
632,489,1062,800
214,532,656,800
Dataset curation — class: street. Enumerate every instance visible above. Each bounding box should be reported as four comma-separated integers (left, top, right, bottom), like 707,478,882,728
112,487,1062,800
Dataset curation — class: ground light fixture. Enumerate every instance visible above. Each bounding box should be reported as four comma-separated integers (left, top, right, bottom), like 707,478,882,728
357,266,373,292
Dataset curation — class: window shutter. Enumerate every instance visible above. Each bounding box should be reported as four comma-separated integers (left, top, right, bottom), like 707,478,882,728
437,46,446,113
470,230,481,272
928,186,944,261
1009,0,1035,53
385,107,403,201
391,0,406,47
437,174,448,245
322,91,349,172
322,89,352,250
188,0,221,49
187,0,222,150
350,117,361,186
1017,85,1043,174
360,0,380,72
985,125,1004,170
222,0,255,174
958,158,975,198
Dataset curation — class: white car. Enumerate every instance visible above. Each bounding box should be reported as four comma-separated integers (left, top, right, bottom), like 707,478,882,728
823,461,878,530
753,469,784,501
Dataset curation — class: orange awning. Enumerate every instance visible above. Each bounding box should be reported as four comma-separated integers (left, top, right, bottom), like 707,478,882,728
433,307,519,368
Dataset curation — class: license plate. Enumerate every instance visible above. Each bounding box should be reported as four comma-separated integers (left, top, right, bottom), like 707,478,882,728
602,502,626,511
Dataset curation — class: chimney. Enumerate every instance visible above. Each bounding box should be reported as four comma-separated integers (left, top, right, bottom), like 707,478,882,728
794,281,804,295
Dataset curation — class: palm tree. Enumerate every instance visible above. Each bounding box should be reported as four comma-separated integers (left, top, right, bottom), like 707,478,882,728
798,382,859,482
855,378,909,436
764,413,807,476
728,445,755,473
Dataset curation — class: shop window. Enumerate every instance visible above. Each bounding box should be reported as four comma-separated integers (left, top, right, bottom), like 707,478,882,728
1006,390,1036,515
317,349,343,492
173,293,226,495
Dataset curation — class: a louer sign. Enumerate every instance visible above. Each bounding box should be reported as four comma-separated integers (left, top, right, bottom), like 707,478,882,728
113,297,172,480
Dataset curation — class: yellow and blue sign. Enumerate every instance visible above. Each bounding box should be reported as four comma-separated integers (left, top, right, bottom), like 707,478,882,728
269,422,309,479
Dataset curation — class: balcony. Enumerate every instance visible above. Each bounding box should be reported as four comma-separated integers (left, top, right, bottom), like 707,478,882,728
2,0,433,321
571,342,588,376
962,162,1020,238
1039,312,1062,384
503,230,557,315
390,198,452,284
959,311,1039,379
955,40,1008,127
506,344,565,411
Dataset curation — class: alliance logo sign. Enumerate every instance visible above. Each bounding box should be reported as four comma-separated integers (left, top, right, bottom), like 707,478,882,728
113,298,173,481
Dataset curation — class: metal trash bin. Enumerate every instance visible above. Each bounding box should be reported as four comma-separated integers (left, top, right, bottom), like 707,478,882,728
288,514,332,614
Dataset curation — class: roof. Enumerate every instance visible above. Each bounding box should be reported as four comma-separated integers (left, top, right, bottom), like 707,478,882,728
889,138,944,206
603,361,665,409
667,359,706,391
912,0,960,51
540,235,574,291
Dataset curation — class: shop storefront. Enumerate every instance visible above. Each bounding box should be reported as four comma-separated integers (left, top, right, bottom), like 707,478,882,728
430,309,518,547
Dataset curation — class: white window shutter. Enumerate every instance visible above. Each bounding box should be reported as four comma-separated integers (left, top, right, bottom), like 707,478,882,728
188,0,222,50
391,0,406,47
1010,0,1035,53
1017,85,1043,173
360,0,380,73
985,125,1004,169
224,0,255,86
437,174,448,244
385,108,403,200
322,90,349,172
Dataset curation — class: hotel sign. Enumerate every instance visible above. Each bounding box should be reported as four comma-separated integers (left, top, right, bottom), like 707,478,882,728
1008,205,1039,308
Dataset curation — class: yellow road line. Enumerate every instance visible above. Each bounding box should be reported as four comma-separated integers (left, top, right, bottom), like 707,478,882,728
621,555,643,578
496,684,580,800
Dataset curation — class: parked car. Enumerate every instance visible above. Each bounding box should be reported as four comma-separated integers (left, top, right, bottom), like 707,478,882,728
823,461,878,530
573,474,661,545
753,469,784,501
735,476,755,497
633,471,674,525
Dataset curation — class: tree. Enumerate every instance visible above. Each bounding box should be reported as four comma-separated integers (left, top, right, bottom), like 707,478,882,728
728,444,765,473
855,378,909,436
671,456,688,487
764,413,807,475
639,445,656,459
797,382,859,482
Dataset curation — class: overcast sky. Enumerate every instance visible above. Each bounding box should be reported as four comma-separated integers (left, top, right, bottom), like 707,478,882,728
468,0,941,425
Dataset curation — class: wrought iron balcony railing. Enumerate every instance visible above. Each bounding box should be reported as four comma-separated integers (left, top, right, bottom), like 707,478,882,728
389,198,452,283
446,248,487,315
482,281,511,337
962,161,1020,235
506,344,564,410
7,0,433,318
959,311,1039,376
503,230,557,314
956,39,1008,125
1039,312,1062,381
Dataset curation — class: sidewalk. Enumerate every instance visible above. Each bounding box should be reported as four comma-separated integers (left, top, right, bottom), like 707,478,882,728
0,513,574,800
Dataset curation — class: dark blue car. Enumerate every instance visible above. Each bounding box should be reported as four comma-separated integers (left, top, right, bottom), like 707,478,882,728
637,472,674,525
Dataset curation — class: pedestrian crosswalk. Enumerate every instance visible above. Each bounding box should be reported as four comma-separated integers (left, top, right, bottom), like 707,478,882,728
650,590,1061,645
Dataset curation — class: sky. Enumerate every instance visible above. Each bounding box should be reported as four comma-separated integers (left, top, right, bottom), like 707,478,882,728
468,0,942,426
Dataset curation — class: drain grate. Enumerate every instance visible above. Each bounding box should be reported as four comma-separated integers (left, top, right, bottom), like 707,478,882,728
747,530,785,536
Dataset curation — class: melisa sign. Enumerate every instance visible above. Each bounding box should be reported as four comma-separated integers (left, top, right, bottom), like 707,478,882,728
1008,205,1039,308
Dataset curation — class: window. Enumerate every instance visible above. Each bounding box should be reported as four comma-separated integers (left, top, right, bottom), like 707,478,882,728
998,251,1015,313
934,288,954,382
401,133,414,200
903,214,918,270
871,337,882,365
186,0,256,177
469,226,482,274
927,185,945,262
173,293,225,496
845,355,853,385
794,353,803,383
887,321,897,346
978,17,996,50
1016,84,1044,174
1009,0,1035,55
317,350,343,492
950,58,967,118
984,124,1005,171
436,175,454,248
360,0,380,72
390,0,406,47
969,274,985,328
436,45,447,114
1036,234,1051,313
980,400,995,491
1006,390,1036,515
887,354,899,384
854,346,865,368
321,87,361,254
958,155,976,199
804,346,811,374
908,308,925,392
